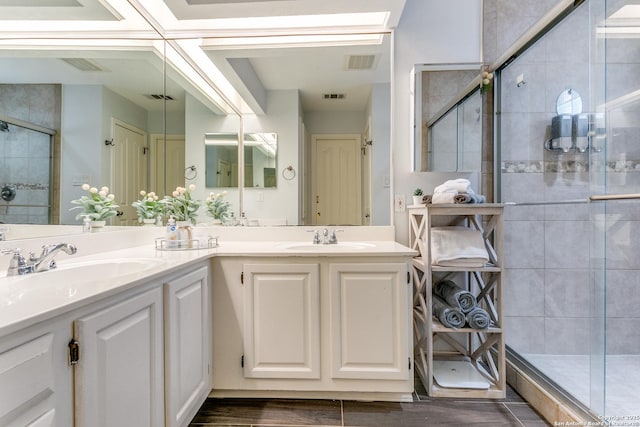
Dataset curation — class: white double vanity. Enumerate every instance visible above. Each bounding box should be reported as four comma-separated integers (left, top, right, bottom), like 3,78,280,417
0,226,415,427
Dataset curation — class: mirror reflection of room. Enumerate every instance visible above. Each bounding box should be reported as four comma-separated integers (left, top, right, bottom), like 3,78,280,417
413,65,483,173
0,26,392,232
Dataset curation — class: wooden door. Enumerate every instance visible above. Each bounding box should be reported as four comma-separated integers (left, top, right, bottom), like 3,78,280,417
73,287,164,427
243,263,320,379
111,120,147,225
311,134,362,226
150,134,185,196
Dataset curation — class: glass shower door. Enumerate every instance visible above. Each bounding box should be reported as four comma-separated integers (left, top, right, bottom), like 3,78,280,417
0,118,54,224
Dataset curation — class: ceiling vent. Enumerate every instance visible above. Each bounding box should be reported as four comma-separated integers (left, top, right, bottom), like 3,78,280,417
323,93,345,100
61,58,106,72
146,94,175,100
345,54,377,70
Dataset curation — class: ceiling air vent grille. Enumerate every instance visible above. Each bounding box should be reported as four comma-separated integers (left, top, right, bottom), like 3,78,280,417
146,94,175,100
61,58,106,72
323,93,345,100
346,55,377,70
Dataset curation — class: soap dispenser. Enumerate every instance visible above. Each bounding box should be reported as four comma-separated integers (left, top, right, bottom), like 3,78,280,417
165,216,179,248
82,216,91,233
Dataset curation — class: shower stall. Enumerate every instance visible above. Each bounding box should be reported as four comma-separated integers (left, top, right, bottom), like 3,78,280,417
497,0,640,422
0,116,55,224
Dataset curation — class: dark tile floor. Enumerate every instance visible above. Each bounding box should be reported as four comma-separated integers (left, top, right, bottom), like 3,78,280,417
190,385,551,427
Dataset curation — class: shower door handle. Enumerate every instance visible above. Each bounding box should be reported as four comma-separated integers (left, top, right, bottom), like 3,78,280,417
589,193,640,201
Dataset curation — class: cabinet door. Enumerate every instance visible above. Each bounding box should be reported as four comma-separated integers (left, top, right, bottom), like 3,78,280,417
164,266,210,427
330,263,410,380
243,263,320,379
73,287,164,427
0,320,72,427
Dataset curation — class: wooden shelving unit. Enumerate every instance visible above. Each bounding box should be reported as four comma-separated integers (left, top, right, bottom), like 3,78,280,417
409,204,506,398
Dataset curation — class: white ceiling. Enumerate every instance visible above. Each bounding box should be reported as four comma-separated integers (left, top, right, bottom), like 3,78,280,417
0,0,404,114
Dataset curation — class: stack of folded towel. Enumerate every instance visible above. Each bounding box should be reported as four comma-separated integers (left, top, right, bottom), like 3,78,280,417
432,279,491,329
430,226,490,268
424,179,486,204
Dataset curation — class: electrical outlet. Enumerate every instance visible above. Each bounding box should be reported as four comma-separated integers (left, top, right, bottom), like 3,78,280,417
395,194,405,212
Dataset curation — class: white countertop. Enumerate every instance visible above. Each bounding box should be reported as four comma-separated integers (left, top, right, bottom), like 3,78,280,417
0,232,416,337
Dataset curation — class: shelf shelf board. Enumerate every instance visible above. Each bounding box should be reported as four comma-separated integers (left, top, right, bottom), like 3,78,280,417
412,258,501,273
431,319,501,333
429,384,506,399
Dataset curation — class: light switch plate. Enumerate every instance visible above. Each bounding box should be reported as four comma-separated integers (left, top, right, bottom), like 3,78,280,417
394,194,405,212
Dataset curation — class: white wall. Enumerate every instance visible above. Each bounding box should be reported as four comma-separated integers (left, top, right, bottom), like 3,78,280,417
393,0,482,243
242,90,300,224
60,85,103,225
184,93,240,220
370,83,391,226
184,90,300,225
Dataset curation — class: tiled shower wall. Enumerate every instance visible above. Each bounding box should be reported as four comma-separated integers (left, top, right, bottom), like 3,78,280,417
0,84,61,224
497,0,640,357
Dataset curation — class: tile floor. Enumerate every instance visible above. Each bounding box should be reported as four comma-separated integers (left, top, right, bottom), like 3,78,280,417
190,384,551,426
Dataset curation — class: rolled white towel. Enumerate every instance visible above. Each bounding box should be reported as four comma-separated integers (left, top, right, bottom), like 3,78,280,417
432,191,456,204
434,178,472,194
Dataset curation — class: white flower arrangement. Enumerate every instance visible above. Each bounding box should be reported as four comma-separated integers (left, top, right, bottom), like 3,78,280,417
205,191,231,221
131,190,164,222
70,184,119,221
481,70,494,94
161,184,201,224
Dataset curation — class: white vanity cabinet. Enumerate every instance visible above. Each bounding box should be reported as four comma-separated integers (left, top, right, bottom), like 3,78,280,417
211,256,413,401
329,263,410,381
163,266,211,427
0,261,212,427
243,263,320,379
73,286,165,427
0,318,73,426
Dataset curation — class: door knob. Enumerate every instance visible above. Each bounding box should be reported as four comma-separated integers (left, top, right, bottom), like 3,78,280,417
116,210,124,217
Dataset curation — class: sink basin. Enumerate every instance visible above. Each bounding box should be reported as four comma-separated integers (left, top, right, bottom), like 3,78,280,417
6,258,165,287
56,258,165,277
0,258,167,309
278,242,377,251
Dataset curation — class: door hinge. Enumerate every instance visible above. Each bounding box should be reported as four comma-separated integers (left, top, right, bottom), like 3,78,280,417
407,271,411,284
241,354,244,368
68,339,80,365
408,357,412,370
240,272,244,284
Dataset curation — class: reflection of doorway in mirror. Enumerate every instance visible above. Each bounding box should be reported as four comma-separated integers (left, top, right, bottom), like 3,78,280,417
111,119,147,226
217,160,231,187
311,134,362,226
150,134,185,197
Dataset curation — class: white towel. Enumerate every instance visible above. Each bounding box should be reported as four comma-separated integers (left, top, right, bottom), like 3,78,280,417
431,191,456,204
434,179,472,195
430,226,489,267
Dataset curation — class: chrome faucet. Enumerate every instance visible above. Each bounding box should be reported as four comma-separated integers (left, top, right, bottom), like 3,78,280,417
2,243,77,276
308,228,343,244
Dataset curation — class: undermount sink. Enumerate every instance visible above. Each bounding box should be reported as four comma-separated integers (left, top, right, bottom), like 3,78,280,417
6,258,165,286
278,242,377,251
0,258,167,308
56,258,165,277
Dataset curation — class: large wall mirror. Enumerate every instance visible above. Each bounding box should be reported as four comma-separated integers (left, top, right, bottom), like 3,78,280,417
0,1,393,240
412,64,483,172
185,33,392,226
